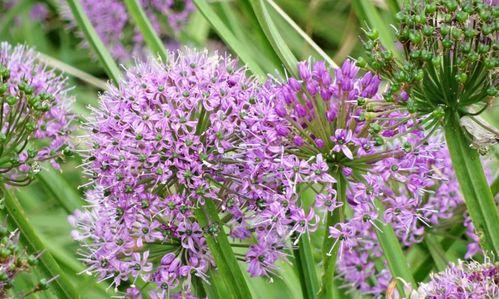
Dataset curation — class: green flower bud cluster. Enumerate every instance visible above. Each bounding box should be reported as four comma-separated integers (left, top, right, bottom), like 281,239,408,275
360,0,498,119
0,64,59,187
0,226,45,297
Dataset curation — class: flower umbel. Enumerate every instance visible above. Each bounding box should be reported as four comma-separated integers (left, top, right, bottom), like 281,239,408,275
0,43,74,187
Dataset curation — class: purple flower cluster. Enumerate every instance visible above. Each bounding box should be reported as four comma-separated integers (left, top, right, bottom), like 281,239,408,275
414,258,499,298
70,50,336,298
0,43,74,186
270,59,485,296
60,0,195,63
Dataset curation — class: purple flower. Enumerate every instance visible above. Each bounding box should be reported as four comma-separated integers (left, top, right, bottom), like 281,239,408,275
0,43,74,186
60,0,195,63
414,258,499,298
72,50,335,297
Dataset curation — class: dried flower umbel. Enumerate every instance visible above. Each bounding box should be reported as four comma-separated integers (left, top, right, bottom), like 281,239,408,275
0,225,55,298
0,43,74,187
71,50,335,298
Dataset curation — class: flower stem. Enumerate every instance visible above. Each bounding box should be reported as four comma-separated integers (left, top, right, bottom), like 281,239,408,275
317,172,346,299
193,200,252,299
123,0,168,62
444,111,499,255
292,231,319,299
2,187,78,299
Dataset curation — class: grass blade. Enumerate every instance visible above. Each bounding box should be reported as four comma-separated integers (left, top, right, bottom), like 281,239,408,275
444,111,499,255
124,0,169,61
192,0,266,77
37,168,84,214
293,232,319,299
247,0,298,76
318,173,346,299
266,0,337,69
65,0,123,84
424,234,448,272
3,187,78,299
373,199,416,294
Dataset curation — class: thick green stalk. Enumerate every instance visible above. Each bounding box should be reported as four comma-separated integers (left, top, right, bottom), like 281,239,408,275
3,187,78,299
293,232,319,299
373,199,415,294
65,0,122,84
444,111,499,255
424,234,448,272
317,173,346,299
123,0,168,61
193,200,252,299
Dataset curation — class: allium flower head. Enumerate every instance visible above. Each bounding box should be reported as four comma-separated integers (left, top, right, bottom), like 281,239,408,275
360,0,498,121
72,49,336,298
60,0,195,63
414,258,499,298
0,43,74,186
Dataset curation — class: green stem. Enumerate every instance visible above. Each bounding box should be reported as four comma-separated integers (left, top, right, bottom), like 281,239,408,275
444,111,499,255
193,200,252,299
293,232,319,299
123,0,168,61
317,172,346,299
490,175,499,196
65,0,122,84
373,199,415,295
3,187,78,299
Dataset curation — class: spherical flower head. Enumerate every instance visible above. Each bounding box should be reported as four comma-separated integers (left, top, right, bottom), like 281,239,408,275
0,43,74,187
361,0,498,120
60,0,195,63
75,49,334,297
414,257,499,298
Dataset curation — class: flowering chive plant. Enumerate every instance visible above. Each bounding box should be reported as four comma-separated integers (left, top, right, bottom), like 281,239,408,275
71,49,336,298
0,43,74,187
60,0,195,63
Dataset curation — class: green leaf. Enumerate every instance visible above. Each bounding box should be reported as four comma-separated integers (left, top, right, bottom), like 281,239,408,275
444,111,499,255
318,173,346,299
192,0,266,77
266,0,338,69
65,0,123,84
124,0,168,61
424,234,448,272
3,187,79,299
247,0,298,76
37,168,83,214
293,232,319,299
193,200,252,299
373,199,416,294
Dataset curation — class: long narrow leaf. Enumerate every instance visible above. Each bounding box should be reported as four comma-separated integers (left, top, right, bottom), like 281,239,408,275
424,234,448,272
373,199,416,294
192,0,265,77
3,188,79,299
124,0,169,61
444,112,499,255
266,0,337,69
65,0,122,84
247,0,298,76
